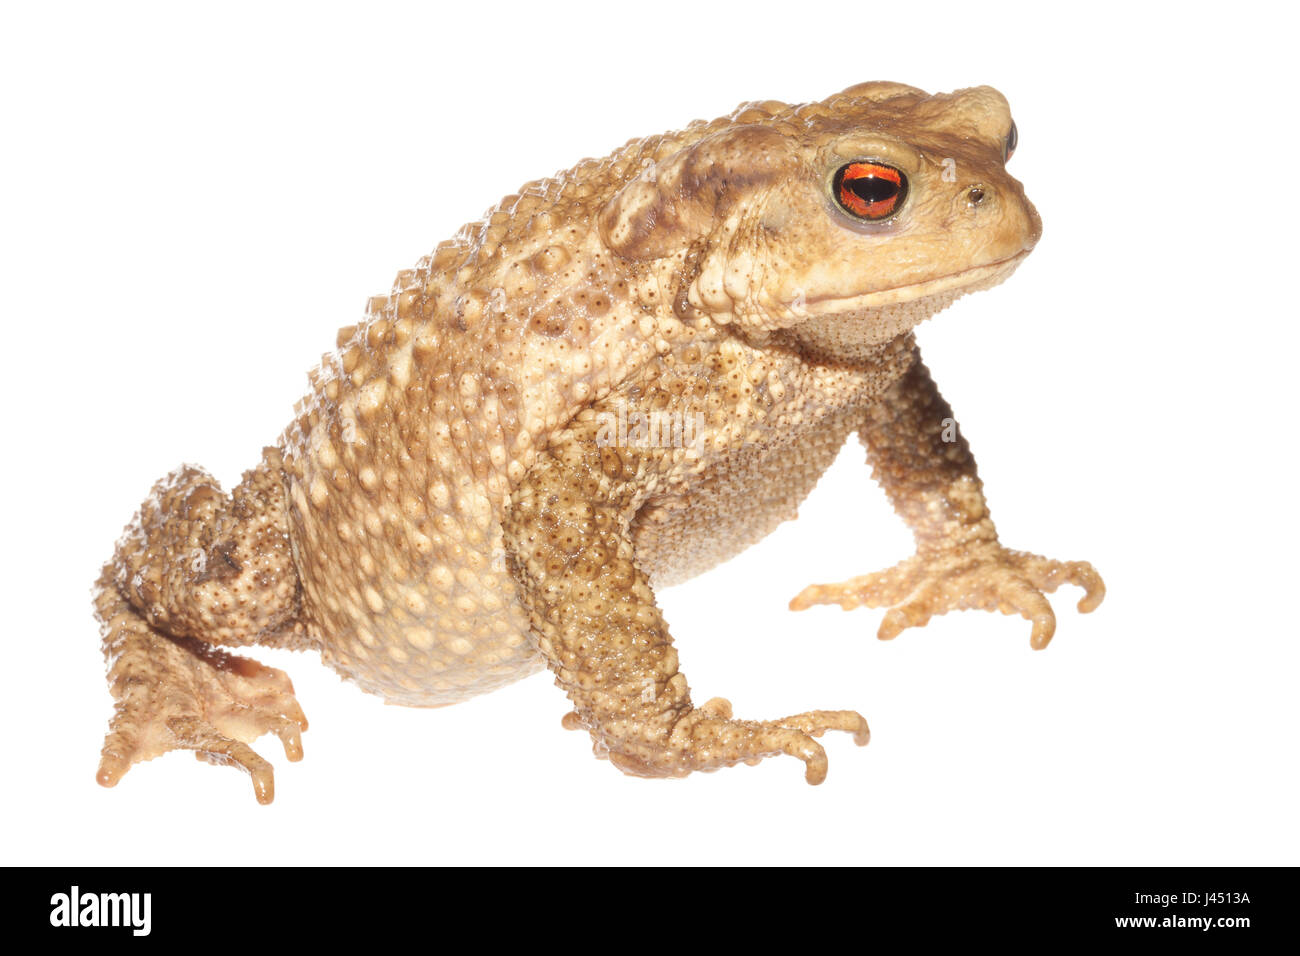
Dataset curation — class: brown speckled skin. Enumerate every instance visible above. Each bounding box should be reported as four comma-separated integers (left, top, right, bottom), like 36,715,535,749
94,82,1104,802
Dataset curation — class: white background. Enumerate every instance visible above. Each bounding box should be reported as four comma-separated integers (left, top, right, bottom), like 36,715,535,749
2,0,1296,866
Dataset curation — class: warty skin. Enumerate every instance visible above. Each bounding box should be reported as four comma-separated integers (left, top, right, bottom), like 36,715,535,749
94,82,1103,802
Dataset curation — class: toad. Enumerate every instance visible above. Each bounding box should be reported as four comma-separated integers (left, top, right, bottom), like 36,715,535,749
94,82,1104,803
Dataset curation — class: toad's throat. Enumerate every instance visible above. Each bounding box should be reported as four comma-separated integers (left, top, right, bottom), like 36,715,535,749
785,251,1031,362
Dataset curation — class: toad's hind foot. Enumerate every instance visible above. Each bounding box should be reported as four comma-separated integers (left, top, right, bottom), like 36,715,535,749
96,590,307,805
790,545,1104,650
601,699,870,785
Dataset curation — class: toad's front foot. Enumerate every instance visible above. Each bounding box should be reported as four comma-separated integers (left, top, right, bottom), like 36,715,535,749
595,698,870,785
97,617,308,805
790,544,1104,649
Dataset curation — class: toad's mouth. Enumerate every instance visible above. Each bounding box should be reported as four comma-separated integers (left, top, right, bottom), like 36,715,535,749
799,249,1032,314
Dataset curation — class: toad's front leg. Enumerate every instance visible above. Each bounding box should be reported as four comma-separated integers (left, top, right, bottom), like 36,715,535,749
503,436,868,784
791,354,1104,649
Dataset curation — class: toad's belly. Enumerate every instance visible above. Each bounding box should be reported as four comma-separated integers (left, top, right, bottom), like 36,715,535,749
287,411,856,707
313,577,542,708
632,411,857,587
287,472,543,707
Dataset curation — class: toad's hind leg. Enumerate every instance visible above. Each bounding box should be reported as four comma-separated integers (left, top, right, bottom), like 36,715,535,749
93,448,309,804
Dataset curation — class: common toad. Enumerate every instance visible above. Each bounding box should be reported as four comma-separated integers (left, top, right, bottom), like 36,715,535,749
94,82,1103,802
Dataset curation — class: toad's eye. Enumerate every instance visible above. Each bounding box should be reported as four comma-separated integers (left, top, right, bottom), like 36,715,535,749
1004,121,1018,162
833,161,907,221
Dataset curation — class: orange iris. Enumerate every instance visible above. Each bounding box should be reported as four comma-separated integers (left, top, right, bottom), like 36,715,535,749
835,162,904,220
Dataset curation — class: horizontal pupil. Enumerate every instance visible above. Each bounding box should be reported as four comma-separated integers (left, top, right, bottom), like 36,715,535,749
848,176,898,204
